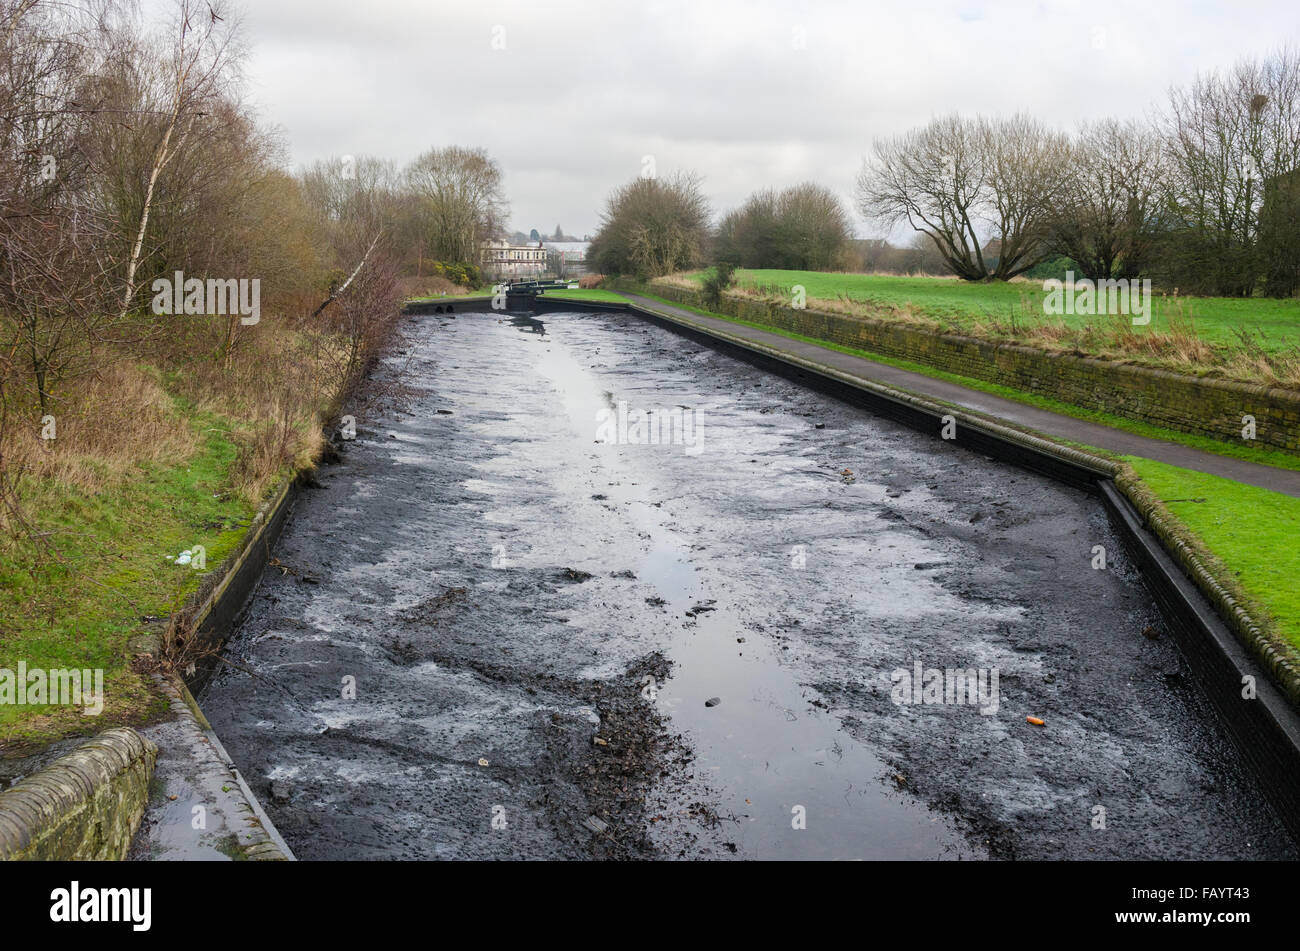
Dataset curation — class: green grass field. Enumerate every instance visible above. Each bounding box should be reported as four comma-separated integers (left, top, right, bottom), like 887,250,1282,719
683,269,1300,353
1125,457,1300,654
0,410,263,748
540,288,630,303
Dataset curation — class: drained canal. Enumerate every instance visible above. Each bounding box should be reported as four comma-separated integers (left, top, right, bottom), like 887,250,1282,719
199,308,1297,860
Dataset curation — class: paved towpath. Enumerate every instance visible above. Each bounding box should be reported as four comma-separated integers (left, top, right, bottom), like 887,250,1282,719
623,293,1300,499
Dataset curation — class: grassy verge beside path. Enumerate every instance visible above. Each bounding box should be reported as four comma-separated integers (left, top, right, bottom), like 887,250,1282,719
540,288,631,304
1123,457,1300,656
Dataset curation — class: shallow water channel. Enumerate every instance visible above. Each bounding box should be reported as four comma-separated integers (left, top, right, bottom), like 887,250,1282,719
199,309,1296,860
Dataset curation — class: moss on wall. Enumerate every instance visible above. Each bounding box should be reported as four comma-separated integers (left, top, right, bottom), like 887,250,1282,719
0,728,157,860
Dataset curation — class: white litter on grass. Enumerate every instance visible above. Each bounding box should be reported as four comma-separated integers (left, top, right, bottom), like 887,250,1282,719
165,550,193,565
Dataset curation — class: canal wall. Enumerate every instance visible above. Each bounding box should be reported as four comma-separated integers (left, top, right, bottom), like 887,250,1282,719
404,295,489,314
638,282,1300,454
178,478,299,691
622,294,1300,846
131,466,307,860
0,728,156,860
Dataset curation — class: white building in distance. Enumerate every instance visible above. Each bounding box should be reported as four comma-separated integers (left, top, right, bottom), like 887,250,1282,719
480,239,548,280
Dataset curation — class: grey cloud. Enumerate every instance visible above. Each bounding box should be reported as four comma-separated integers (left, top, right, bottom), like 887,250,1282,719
169,0,1300,237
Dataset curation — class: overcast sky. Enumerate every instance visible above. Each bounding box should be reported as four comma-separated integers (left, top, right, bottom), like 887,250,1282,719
180,0,1300,239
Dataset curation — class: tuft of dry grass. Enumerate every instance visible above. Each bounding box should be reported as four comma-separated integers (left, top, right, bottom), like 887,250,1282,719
400,275,463,299
164,317,345,504
227,400,326,504
1,313,349,538
655,273,697,292
2,361,200,502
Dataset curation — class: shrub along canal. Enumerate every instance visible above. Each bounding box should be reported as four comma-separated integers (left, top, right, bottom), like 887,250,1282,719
199,308,1297,860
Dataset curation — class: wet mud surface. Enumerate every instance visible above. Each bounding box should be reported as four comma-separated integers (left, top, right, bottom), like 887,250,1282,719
200,309,1298,860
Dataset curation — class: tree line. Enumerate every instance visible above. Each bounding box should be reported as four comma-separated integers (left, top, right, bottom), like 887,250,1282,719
0,0,508,539
861,48,1300,294
0,0,508,421
586,173,853,279
590,47,1300,298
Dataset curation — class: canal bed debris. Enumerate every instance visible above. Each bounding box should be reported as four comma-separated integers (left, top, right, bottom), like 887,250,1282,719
197,309,1297,860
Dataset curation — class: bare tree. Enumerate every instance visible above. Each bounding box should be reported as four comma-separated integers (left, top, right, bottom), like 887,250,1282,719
301,154,401,233
588,171,710,278
856,114,1071,280
774,183,849,270
1160,48,1300,296
0,0,123,413
115,0,240,320
1046,119,1167,280
404,145,508,265
715,183,848,270
714,188,779,266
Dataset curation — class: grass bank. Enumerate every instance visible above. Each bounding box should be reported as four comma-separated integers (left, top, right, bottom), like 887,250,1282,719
671,269,1300,388
540,288,630,304
0,323,350,752
1123,457,1300,655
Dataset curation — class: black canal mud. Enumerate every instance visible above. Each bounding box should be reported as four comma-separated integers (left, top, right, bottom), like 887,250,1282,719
199,309,1297,860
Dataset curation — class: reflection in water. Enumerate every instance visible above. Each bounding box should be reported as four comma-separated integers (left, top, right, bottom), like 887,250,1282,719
509,315,546,335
